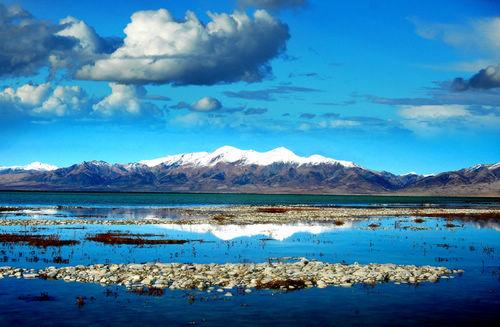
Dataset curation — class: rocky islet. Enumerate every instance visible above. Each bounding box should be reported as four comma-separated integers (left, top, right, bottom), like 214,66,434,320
0,259,463,293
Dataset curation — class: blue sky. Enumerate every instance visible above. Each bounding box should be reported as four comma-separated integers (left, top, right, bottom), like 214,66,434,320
0,0,499,174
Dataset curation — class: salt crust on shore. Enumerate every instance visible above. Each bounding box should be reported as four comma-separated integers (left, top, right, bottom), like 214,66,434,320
0,259,463,292
0,206,498,226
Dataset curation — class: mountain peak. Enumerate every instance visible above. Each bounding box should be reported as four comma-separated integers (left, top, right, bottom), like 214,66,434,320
140,146,357,168
213,145,240,153
0,161,58,172
267,147,296,156
82,160,110,166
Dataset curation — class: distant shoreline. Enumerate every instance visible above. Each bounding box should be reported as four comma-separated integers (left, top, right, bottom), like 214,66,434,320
0,189,498,198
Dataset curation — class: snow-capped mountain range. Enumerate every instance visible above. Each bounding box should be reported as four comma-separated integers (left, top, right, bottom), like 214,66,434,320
0,146,498,195
140,146,357,168
0,161,58,172
0,146,357,172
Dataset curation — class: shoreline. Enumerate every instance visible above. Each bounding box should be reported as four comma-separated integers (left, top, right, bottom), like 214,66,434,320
1,189,499,197
1,205,499,226
0,188,500,199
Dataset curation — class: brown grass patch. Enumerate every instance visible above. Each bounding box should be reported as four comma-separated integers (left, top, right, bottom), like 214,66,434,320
212,213,235,223
256,207,319,214
0,233,79,247
256,207,290,213
129,287,164,296
0,207,22,212
52,256,69,264
412,212,500,220
256,279,306,290
95,232,161,237
86,232,189,245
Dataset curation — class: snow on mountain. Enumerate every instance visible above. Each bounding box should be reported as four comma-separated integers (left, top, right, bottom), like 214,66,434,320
0,161,58,171
462,163,500,172
140,146,357,168
489,163,500,170
477,163,500,171
83,160,111,167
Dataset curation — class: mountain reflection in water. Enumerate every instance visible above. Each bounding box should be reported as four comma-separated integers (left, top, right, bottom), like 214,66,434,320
157,222,352,241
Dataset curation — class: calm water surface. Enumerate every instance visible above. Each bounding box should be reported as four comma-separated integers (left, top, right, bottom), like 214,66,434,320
1,191,499,207
0,193,498,326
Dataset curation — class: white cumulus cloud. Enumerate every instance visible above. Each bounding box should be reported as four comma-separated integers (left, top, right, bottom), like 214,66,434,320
34,85,89,116
0,83,89,117
57,16,111,55
0,83,52,106
92,83,161,117
49,16,121,76
93,83,145,116
76,9,289,85
191,96,222,112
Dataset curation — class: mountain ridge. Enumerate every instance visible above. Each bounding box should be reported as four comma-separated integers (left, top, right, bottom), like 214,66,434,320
0,146,498,196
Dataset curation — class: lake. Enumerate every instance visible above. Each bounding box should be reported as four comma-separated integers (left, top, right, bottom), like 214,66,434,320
0,191,499,207
0,192,498,326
